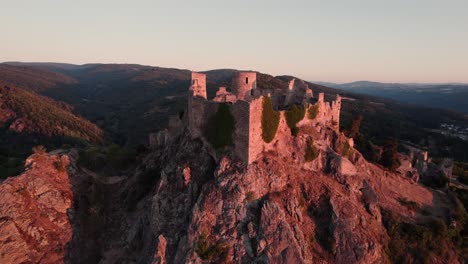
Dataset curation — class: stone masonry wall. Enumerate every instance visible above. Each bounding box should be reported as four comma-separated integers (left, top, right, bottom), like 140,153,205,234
188,95,217,139
245,95,341,164
247,97,264,164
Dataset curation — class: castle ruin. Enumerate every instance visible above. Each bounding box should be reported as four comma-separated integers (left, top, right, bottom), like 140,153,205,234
187,71,342,165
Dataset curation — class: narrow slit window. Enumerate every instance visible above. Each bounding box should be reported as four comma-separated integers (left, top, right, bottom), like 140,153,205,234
246,77,249,84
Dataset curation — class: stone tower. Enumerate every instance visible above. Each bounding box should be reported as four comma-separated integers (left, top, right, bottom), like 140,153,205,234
190,72,207,99
231,71,257,101
188,72,207,138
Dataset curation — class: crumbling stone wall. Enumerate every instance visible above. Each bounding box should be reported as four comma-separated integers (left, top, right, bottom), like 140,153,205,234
185,71,342,165
315,93,341,130
190,72,207,99
213,87,237,103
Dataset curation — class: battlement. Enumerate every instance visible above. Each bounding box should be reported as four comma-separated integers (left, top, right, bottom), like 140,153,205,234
187,71,342,164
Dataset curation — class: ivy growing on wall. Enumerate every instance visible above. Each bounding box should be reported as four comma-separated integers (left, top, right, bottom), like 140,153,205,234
261,97,280,143
308,104,319,120
206,103,235,149
285,104,306,136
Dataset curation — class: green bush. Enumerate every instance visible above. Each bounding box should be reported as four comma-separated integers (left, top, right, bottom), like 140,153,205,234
206,103,235,149
305,141,319,162
194,232,228,261
261,97,280,143
308,104,319,120
285,104,306,136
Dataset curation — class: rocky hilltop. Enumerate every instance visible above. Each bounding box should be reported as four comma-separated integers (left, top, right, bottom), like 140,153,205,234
0,120,464,263
0,150,75,263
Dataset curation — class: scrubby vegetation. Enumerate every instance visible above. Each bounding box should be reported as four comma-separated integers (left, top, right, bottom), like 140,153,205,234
32,145,47,155
380,138,400,171
305,140,319,162
261,97,280,143
0,86,102,142
341,141,355,161
397,197,420,211
53,159,67,172
308,104,319,120
285,104,306,136
245,191,255,202
0,85,103,179
0,155,22,179
421,164,449,189
78,144,140,171
194,232,229,261
382,209,458,263
453,162,468,185
206,103,235,149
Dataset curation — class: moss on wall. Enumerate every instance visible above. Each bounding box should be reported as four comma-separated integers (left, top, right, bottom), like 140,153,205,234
285,104,305,136
206,103,235,149
308,104,319,120
261,97,280,143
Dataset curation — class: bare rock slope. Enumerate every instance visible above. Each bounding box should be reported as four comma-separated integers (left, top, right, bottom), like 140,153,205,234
0,129,463,263
0,151,75,263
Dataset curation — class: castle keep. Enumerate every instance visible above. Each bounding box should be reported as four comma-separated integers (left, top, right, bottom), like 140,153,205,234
187,71,342,165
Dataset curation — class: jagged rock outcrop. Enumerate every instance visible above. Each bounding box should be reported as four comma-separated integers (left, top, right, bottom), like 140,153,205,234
0,150,76,263
0,129,463,263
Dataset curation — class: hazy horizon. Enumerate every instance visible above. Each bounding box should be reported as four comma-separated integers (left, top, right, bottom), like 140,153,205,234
3,60,468,86
2,0,467,83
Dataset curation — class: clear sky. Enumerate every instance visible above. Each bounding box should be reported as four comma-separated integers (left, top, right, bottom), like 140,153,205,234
1,0,467,83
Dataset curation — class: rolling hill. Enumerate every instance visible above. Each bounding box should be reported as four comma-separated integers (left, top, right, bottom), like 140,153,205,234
1,62,468,166
0,83,103,179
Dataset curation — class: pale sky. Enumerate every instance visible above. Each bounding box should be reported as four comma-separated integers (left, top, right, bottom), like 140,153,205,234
1,0,467,83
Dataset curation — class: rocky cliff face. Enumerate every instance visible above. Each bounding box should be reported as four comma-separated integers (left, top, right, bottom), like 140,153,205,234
0,127,463,263
0,151,75,263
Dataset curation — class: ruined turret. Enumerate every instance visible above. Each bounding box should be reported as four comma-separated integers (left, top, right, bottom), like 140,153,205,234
231,71,257,101
190,72,207,99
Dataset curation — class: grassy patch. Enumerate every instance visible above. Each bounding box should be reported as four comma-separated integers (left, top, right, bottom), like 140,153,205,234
261,97,280,143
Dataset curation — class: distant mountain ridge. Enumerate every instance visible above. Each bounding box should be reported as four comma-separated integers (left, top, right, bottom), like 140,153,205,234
316,81,468,113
